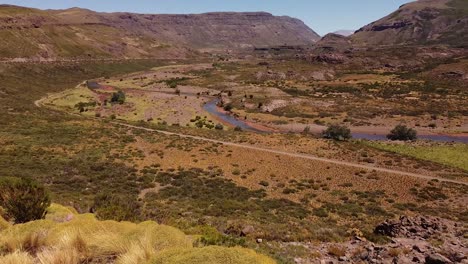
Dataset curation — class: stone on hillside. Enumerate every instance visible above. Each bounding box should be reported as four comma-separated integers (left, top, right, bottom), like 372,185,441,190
425,253,452,264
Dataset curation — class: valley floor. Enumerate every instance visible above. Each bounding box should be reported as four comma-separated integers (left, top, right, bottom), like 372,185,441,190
1,59,467,263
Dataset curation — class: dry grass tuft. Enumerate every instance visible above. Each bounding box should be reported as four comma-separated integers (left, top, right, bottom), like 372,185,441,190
0,204,275,264
0,251,34,264
151,246,277,264
37,248,81,264
0,214,11,231
328,244,346,257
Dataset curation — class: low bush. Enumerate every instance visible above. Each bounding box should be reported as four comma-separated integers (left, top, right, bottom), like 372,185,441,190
110,90,126,104
224,104,233,112
387,124,417,141
215,123,224,130
322,124,352,141
91,193,141,222
0,177,50,224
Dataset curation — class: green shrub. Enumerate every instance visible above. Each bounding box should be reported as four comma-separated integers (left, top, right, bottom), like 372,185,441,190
91,193,141,222
313,207,328,218
111,90,126,104
322,124,352,141
223,104,233,112
0,177,51,224
215,124,224,130
387,124,417,141
193,226,246,248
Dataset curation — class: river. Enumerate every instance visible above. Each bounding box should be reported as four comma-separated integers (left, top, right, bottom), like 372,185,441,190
204,99,468,143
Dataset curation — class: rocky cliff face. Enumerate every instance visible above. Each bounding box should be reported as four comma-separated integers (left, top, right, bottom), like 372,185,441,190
351,0,468,47
0,5,320,59
98,12,319,49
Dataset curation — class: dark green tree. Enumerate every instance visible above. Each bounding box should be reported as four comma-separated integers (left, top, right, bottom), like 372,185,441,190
0,177,51,224
111,90,126,104
387,124,417,141
322,124,352,141
223,104,233,112
215,123,224,130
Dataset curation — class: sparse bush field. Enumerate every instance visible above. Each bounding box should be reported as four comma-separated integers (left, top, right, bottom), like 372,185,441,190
1,58,467,263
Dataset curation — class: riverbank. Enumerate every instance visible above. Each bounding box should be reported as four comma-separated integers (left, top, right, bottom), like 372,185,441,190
205,99,468,143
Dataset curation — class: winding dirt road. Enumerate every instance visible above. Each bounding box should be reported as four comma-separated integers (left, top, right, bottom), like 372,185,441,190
110,122,468,186
35,87,468,186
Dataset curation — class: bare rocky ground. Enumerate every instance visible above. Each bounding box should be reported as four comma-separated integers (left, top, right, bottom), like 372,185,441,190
280,216,467,264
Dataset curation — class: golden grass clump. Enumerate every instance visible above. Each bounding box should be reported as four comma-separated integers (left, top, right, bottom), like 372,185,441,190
0,214,11,231
0,250,34,264
45,203,78,222
0,204,276,264
36,248,81,264
150,246,277,264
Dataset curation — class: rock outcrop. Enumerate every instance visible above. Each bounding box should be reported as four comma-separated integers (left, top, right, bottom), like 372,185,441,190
374,215,444,239
291,215,467,264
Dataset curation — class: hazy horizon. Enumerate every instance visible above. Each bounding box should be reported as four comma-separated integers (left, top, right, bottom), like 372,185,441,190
2,0,414,36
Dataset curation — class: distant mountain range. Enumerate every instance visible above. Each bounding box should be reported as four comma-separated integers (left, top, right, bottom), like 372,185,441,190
0,5,320,59
332,30,354,37
0,0,466,60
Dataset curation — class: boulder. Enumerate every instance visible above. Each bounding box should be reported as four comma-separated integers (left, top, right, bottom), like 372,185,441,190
425,253,452,264
240,225,255,236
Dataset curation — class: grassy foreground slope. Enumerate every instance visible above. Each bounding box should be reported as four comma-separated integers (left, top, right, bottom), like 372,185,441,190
0,204,275,264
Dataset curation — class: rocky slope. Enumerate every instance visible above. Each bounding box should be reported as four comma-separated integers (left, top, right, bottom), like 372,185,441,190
351,0,468,47
292,215,467,264
0,5,320,60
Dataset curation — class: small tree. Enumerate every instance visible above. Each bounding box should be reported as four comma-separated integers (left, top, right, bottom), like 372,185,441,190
322,124,352,141
0,177,51,224
111,90,126,104
215,123,224,130
223,104,233,112
387,124,417,141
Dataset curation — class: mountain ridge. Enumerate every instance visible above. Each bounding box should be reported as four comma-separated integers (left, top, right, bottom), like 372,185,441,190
0,5,320,59
351,0,468,47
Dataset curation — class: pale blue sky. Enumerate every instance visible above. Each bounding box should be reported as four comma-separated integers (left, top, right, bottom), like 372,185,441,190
3,0,414,35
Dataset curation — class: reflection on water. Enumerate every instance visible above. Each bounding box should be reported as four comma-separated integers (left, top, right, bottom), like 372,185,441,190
203,99,266,133
86,81,101,89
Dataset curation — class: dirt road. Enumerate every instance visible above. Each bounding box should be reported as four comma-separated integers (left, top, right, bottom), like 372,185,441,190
112,122,468,186
35,84,468,186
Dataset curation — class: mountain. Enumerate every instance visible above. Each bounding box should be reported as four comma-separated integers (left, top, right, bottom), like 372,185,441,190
0,5,320,60
351,0,468,47
332,30,354,37
314,33,352,50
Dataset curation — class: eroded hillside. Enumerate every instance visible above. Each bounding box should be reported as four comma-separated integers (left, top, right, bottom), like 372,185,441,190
0,5,319,60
